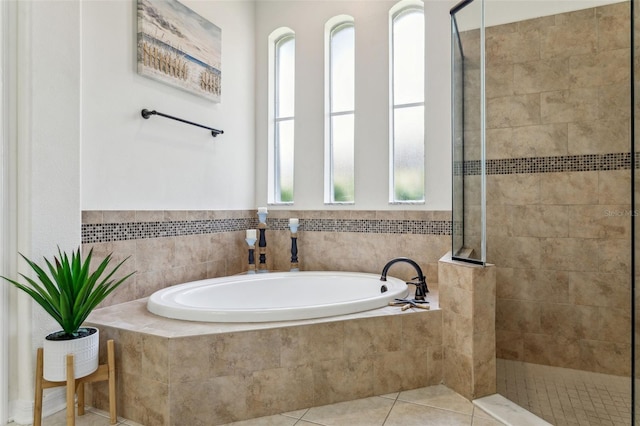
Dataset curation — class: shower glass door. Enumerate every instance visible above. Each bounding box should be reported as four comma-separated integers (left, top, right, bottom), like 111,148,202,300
450,0,485,264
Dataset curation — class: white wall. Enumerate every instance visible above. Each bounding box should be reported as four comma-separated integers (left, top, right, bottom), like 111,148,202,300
6,1,82,422
81,0,256,210
255,0,456,211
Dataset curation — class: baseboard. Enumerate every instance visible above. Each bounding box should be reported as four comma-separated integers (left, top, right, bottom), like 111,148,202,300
9,388,67,425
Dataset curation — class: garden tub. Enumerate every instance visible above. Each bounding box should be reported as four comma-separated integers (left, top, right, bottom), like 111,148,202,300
147,271,409,322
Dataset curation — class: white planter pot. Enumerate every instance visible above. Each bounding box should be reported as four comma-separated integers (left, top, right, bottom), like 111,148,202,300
42,327,99,382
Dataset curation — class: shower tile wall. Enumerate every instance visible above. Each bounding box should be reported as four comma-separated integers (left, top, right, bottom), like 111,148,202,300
81,210,451,309
468,2,631,376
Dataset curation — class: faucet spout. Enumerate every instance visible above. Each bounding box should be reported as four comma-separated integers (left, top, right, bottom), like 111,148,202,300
380,257,429,301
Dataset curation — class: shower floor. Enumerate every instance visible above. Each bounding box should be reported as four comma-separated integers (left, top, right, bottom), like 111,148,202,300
497,359,631,426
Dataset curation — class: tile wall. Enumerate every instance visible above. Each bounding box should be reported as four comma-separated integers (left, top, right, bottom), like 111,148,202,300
87,298,444,425
81,209,452,308
464,2,631,375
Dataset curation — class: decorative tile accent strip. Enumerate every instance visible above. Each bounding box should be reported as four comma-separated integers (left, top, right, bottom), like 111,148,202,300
82,218,255,244
269,218,451,235
82,217,452,244
463,152,632,176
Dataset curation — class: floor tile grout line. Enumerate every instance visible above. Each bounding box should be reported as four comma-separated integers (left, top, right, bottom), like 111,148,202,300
381,392,400,426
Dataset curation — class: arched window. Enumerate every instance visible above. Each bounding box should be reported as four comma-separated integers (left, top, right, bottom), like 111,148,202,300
325,17,355,203
269,29,295,203
390,2,424,203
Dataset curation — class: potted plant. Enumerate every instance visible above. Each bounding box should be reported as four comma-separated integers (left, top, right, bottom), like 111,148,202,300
1,247,133,381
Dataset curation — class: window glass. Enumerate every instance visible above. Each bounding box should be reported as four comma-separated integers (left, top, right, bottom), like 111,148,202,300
275,35,295,203
328,23,355,203
391,7,424,203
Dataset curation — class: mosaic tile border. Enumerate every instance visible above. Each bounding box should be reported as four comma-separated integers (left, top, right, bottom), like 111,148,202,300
456,152,632,176
82,218,452,244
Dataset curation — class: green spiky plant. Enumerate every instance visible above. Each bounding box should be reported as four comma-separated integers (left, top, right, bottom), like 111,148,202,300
1,247,134,340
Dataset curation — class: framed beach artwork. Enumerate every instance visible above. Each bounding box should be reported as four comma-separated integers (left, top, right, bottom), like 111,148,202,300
137,0,221,102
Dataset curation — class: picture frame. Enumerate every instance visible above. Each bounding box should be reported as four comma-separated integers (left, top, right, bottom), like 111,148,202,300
137,0,222,102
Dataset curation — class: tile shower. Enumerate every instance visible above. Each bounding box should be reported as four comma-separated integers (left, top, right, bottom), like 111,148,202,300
481,1,631,377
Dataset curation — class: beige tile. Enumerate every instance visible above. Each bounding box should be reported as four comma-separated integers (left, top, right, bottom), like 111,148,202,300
249,366,315,416
164,264,207,286
487,94,541,129
579,340,630,375
568,204,630,239
569,49,629,89
495,329,523,360
115,329,142,376
119,371,169,426
599,170,631,205
487,174,540,206
103,210,135,224
40,409,119,426
473,332,497,398
444,349,473,400
540,88,599,124
598,238,631,273
280,322,344,367
486,236,541,270
540,237,599,272
186,210,208,221
597,4,630,50
486,63,514,99
541,15,597,59
401,310,442,349
133,270,166,299
163,210,187,221
373,348,430,395
313,358,374,405
510,205,569,238
141,334,168,384
174,234,211,266
427,346,444,386
485,128,513,159
539,172,598,205
512,123,568,158
171,375,251,425
168,335,215,383
518,15,556,32
568,118,629,155
486,206,512,238
496,267,569,303
598,82,631,121
486,29,540,66
220,414,299,426
523,333,580,367
399,384,474,415
496,299,541,334
569,271,629,309
301,396,394,426
385,400,473,425
514,58,569,94
134,210,164,222
135,237,175,273
210,329,281,376
343,316,402,360
82,210,103,224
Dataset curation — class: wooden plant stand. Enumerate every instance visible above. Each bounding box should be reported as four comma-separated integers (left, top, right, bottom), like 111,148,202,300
34,339,117,426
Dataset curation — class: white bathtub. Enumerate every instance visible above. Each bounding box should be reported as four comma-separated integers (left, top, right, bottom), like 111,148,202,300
147,271,409,322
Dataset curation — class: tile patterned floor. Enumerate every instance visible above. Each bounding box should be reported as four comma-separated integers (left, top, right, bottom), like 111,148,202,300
497,359,632,426
30,385,504,426
25,361,634,425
